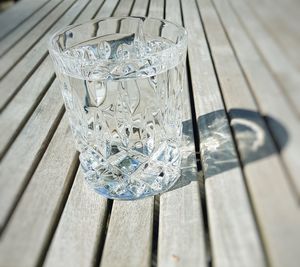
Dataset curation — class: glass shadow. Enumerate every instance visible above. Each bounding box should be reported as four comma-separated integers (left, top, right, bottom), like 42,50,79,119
170,108,288,191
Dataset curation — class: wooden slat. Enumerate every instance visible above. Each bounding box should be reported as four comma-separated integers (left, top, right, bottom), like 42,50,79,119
245,0,300,72
157,0,206,266
226,0,300,197
0,56,54,158
148,0,164,17
0,115,78,267
110,0,134,16
228,0,300,117
100,199,154,267
0,0,90,111
212,0,300,198
0,0,77,79
99,2,155,267
0,0,105,158
181,0,266,266
0,0,109,233
0,1,120,266
0,79,64,231
0,0,50,40
130,0,149,16
208,0,300,266
43,169,108,267
0,0,62,56
159,184,205,267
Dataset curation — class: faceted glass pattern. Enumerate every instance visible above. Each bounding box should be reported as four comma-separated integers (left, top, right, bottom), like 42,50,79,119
49,17,188,199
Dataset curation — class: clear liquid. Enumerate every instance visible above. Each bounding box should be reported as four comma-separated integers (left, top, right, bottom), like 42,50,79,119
57,35,184,199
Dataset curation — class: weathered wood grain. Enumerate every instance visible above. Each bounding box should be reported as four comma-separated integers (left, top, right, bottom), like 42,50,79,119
181,0,266,266
148,0,164,18
245,0,300,72
0,0,62,56
158,183,205,267
0,0,49,40
156,0,206,266
0,1,299,267
0,0,105,158
229,0,300,117
43,169,108,267
94,0,120,19
0,56,55,158
130,0,149,16
0,0,77,79
0,0,111,236
0,115,78,267
0,0,90,111
0,79,64,231
100,198,154,267
212,0,300,199
209,0,300,266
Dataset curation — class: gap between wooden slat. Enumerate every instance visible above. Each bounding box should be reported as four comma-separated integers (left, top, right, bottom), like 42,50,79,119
228,0,300,118
0,105,65,235
36,156,80,267
181,0,210,260
211,0,300,201
0,50,49,112
0,0,100,234
194,0,269,265
39,1,121,266
0,0,91,112
0,0,107,160
203,0,300,266
0,0,100,162
92,199,114,267
151,196,160,267
0,0,62,57
245,0,300,73
181,0,267,266
0,1,119,266
0,0,50,40
147,1,164,267
0,0,79,80
0,72,56,160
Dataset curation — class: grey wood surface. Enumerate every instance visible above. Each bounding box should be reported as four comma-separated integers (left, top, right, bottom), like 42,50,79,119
181,0,266,266
101,198,154,267
157,1,206,267
0,0,299,266
43,169,108,267
0,0,61,56
0,0,105,157
212,0,300,199
0,79,64,231
0,0,50,40
245,0,300,73
0,0,90,110
209,0,300,266
0,115,78,267
229,0,300,117
0,56,54,157
0,0,77,79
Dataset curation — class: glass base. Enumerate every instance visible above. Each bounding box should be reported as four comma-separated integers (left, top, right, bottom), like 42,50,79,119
83,164,180,200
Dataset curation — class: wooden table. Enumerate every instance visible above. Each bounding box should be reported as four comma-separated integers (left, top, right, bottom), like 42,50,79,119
0,0,299,266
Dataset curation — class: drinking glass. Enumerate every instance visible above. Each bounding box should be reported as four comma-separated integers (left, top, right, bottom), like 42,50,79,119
49,16,188,199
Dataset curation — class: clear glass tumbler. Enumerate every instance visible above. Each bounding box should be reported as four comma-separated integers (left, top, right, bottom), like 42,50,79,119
49,16,188,200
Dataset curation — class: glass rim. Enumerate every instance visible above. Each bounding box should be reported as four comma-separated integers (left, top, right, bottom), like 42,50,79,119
48,16,188,65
